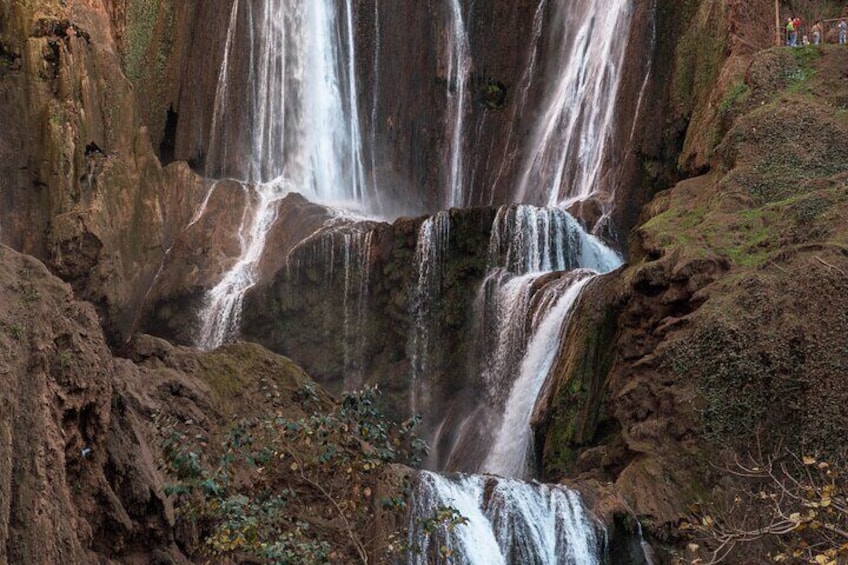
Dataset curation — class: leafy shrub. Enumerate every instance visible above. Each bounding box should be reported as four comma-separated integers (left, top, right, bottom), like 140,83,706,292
163,385,427,564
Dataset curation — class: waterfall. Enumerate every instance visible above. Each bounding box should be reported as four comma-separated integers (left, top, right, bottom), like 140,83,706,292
187,0,638,559
342,0,370,209
409,206,622,563
488,0,549,199
481,272,593,478
407,471,603,565
427,205,621,470
488,205,621,274
369,0,382,201
196,180,289,350
197,0,373,349
515,0,633,208
207,0,368,204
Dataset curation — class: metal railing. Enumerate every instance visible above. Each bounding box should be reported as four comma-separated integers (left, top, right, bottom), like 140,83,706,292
781,19,848,46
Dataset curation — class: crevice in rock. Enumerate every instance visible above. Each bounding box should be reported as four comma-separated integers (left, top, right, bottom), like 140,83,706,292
158,105,178,166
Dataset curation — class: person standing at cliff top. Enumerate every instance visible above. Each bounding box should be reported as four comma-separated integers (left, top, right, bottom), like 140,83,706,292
793,16,803,46
811,21,822,45
787,18,796,46
839,19,847,45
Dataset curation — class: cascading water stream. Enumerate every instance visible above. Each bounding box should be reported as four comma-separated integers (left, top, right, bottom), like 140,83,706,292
481,272,594,478
368,0,382,199
197,180,289,350
431,206,622,470
341,230,374,391
409,205,622,564
515,0,633,208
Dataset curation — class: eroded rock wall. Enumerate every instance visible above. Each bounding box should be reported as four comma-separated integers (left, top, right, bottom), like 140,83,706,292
0,245,178,563
0,0,212,343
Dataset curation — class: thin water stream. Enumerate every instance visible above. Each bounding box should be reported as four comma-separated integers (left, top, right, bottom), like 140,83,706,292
444,0,472,208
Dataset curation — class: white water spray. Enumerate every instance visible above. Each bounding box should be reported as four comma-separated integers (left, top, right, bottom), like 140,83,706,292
407,471,603,565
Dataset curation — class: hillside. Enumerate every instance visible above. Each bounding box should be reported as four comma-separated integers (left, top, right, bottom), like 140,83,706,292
538,40,848,564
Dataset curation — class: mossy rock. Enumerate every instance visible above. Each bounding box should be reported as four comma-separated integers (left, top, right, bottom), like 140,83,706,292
195,341,331,415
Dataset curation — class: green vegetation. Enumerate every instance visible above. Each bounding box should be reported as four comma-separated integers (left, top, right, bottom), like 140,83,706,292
163,385,426,564
17,268,41,304
672,1,728,116
668,321,806,443
121,0,175,142
9,324,23,341
408,505,469,562
791,45,822,83
58,349,72,367
542,292,619,478
124,0,164,82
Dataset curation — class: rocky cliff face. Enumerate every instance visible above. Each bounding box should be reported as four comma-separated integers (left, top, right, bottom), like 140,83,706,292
0,0,213,344
0,243,405,563
0,244,173,563
0,0,684,347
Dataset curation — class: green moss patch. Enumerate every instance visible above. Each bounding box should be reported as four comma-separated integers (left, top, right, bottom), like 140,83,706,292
195,342,322,414
641,46,848,271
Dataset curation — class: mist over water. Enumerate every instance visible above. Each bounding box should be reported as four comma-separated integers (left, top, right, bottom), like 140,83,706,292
193,0,636,561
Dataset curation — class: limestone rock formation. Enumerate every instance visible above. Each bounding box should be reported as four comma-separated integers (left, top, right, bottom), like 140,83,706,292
0,245,176,563
0,0,203,344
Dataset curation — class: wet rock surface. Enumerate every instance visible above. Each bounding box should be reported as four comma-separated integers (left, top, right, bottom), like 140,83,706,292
242,206,497,428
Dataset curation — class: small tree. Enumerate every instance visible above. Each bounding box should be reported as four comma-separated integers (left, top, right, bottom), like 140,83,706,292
163,385,427,564
683,449,847,564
